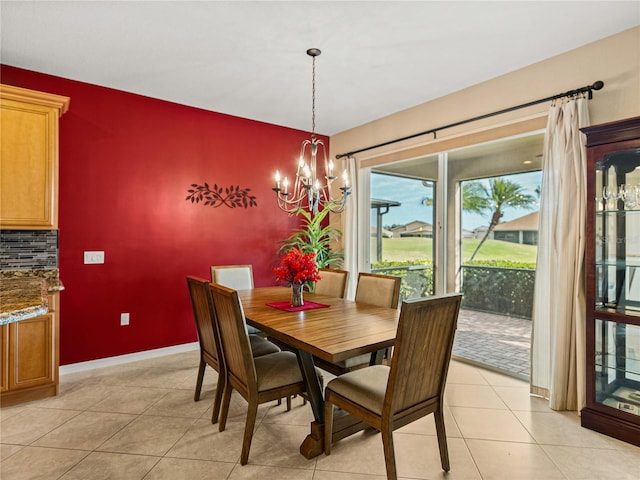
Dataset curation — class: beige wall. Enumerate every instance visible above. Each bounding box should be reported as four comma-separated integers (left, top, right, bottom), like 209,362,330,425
330,26,639,167
329,26,639,283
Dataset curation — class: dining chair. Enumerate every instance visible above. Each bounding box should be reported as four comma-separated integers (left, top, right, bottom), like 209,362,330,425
354,272,401,309
314,268,349,298
211,264,261,335
315,271,401,376
186,276,280,424
209,282,315,465
210,264,254,290
324,293,463,480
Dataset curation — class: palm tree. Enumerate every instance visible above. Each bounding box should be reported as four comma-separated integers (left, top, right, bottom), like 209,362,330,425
464,177,536,261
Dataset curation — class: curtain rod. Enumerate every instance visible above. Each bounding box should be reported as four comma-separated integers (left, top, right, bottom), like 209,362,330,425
335,80,604,160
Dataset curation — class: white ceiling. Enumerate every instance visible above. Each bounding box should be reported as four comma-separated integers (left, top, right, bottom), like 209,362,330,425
1,1,638,135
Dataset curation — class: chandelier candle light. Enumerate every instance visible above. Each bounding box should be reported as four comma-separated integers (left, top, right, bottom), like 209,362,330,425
273,48,350,214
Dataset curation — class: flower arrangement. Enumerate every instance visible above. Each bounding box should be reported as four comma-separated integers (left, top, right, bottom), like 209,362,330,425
274,248,321,286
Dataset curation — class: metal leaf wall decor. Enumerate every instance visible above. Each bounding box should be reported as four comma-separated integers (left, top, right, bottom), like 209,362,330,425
186,183,258,209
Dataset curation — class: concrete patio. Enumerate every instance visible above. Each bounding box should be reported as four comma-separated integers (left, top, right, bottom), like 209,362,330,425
453,308,531,379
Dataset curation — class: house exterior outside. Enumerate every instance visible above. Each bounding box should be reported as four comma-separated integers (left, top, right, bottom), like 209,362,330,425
389,220,433,238
492,211,539,245
370,226,393,238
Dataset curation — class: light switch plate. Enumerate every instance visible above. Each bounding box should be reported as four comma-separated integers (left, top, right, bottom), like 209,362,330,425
84,251,104,264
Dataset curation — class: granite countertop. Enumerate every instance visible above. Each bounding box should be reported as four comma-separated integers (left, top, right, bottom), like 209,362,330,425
0,269,64,325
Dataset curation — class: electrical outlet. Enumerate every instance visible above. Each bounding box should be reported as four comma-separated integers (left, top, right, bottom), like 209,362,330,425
120,313,130,326
84,251,105,264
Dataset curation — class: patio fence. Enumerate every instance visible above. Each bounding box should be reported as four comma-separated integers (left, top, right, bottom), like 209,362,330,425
372,264,535,319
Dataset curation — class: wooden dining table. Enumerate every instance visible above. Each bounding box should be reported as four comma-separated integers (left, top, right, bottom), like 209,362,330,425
237,286,400,459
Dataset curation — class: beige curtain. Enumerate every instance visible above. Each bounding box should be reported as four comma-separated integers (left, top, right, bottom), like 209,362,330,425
343,156,359,300
531,98,589,410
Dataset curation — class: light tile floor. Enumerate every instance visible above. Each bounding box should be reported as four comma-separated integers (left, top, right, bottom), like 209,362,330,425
1,350,639,480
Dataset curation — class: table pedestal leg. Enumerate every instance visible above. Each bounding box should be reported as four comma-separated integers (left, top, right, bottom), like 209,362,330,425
294,349,374,459
295,350,326,459
300,421,325,458
295,350,323,421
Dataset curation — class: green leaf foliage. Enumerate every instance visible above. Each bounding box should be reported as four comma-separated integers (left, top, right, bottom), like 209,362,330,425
278,204,343,269
464,259,536,269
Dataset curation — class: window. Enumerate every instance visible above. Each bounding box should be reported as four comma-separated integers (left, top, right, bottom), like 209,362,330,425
370,172,436,298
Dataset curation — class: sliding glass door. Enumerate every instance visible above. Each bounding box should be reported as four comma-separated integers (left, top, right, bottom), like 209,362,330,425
367,132,543,378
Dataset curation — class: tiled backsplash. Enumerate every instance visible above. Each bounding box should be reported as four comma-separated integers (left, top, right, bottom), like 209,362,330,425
0,230,58,270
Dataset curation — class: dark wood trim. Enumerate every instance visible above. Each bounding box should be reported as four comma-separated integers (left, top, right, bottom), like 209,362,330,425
581,116,640,147
581,407,640,447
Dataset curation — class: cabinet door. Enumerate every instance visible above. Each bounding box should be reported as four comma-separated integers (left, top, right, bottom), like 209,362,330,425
0,100,58,228
8,314,56,389
0,85,69,229
0,325,8,393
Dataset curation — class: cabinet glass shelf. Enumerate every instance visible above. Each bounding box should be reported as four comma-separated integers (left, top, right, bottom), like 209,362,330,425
594,319,640,417
596,209,640,214
594,182,640,311
595,356,640,377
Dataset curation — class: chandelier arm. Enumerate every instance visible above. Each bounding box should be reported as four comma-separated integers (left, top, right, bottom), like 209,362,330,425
273,188,349,214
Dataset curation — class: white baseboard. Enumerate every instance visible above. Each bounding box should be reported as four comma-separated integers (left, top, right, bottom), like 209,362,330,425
59,342,199,376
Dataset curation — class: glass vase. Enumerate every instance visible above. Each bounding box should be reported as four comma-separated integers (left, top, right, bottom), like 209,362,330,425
291,283,304,307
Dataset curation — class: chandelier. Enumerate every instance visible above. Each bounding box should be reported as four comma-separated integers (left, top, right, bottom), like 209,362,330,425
273,48,350,214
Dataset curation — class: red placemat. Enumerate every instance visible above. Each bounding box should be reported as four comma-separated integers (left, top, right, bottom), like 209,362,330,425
266,301,330,312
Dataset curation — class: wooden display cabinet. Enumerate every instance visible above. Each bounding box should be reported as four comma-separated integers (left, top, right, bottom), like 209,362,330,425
0,293,60,406
0,84,69,229
582,116,640,446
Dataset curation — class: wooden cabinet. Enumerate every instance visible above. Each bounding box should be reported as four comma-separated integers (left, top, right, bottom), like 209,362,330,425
0,84,69,229
582,116,640,447
0,293,60,406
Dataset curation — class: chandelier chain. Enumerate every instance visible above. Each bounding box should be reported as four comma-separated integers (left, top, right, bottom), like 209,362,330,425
311,54,316,136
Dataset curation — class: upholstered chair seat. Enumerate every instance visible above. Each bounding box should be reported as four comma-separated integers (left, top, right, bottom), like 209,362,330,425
325,365,389,414
249,335,280,357
254,351,305,392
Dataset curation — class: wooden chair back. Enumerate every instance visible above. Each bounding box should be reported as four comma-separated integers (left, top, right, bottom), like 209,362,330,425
323,293,462,479
385,293,462,417
186,276,221,370
354,272,401,309
186,276,227,422
211,264,254,290
209,282,257,398
315,268,349,298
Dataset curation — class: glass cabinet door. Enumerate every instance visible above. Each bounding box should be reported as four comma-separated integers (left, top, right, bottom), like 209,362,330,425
595,149,640,313
593,147,640,417
595,319,640,416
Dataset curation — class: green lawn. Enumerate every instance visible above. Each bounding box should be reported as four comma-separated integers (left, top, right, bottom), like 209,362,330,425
372,237,537,263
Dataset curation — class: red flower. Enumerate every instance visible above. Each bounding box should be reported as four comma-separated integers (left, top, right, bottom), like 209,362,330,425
274,248,321,285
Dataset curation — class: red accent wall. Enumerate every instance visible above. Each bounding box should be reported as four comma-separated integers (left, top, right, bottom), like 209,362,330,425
1,65,319,365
